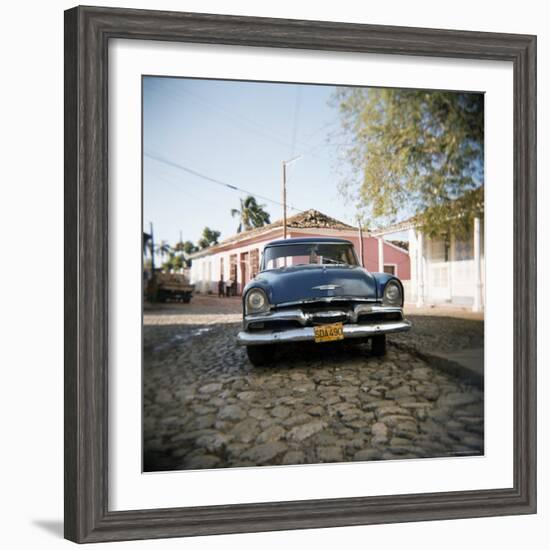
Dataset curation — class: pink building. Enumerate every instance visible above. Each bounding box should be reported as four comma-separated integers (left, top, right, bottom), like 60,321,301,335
190,210,410,295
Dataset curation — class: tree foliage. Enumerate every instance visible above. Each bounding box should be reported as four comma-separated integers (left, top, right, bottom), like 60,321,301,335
333,88,484,236
231,195,271,233
174,240,198,255
155,240,172,260
173,240,185,253
162,252,187,273
198,227,221,249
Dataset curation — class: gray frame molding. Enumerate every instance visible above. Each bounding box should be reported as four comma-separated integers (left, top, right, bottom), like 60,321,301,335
64,5,536,543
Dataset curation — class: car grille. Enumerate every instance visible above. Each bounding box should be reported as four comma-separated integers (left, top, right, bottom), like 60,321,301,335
298,301,355,313
248,320,302,331
310,313,349,325
246,303,403,332
357,311,403,324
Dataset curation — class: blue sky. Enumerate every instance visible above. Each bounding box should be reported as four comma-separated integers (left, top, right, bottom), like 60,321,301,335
143,76,361,246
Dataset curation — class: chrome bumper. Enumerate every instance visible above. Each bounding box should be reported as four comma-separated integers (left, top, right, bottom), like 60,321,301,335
237,320,411,346
237,304,411,346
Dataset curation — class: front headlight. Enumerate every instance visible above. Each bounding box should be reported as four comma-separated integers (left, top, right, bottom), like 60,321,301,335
383,281,402,306
245,288,269,314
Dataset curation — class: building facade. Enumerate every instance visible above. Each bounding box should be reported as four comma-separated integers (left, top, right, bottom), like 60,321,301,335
189,210,411,295
374,216,484,312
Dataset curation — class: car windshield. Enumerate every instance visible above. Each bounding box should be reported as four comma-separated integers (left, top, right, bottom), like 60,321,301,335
262,243,359,270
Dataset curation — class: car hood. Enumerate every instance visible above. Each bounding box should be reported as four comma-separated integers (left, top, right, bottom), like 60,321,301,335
253,265,378,306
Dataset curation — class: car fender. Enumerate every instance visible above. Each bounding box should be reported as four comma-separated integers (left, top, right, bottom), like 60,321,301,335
371,272,405,303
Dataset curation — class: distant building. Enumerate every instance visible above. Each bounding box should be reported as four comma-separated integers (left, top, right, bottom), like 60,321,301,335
189,209,411,295
374,211,484,312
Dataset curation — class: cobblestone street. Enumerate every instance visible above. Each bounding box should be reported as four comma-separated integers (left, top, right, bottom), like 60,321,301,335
143,296,484,471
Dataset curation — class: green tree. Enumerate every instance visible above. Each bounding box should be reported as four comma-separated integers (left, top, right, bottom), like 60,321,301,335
231,195,271,233
333,88,484,236
198,227,221,249
182,240,198,255
173,240,185,254
171,254,186,271
162,252,186,272
173,239,192,268
155,240,171,261
162,252,175,273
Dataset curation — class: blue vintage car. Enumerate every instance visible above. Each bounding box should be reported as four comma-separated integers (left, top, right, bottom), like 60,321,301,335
237,237,411,365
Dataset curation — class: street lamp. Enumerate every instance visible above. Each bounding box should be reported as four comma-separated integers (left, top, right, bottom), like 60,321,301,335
281,155,302,239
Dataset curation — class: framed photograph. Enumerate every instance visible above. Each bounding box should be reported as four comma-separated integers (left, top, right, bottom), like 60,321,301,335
64,6,536,543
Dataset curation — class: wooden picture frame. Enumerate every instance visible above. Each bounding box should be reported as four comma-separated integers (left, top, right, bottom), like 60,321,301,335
64,5,536,543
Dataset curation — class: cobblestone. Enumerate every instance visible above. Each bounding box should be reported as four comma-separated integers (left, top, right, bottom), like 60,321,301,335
143,297,484,471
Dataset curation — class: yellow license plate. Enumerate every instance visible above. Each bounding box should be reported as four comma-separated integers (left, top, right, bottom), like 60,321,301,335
314,322,344,343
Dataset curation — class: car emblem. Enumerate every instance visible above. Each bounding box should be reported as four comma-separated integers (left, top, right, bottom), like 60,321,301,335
312,285,341,291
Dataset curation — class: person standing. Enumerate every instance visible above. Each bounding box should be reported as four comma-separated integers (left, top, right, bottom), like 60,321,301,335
218,276,225,298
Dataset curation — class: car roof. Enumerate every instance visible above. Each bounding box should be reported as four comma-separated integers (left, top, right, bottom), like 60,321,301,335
265,237,354,247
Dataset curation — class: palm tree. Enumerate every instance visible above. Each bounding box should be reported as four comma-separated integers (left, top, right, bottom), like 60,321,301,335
173,237,196,269
198,227,221,250
155,240,171,262
231,196,271,233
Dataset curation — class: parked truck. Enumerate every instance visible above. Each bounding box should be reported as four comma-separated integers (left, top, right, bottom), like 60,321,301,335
146,272,195,303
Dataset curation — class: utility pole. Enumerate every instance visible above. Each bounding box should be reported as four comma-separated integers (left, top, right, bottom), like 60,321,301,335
281,155,301,239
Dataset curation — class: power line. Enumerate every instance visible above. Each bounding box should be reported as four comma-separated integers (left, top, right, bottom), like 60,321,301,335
153,172,223,209
146,80,325,160
144,152,304,212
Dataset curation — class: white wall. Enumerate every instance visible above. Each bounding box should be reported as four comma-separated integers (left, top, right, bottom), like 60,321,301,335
191,238,270,293
1,1,546,550
408,227,485,309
